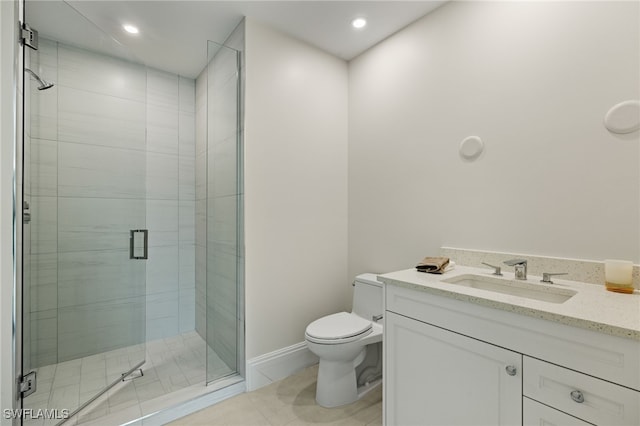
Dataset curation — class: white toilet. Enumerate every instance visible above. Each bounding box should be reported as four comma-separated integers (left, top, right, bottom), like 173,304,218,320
305,273,383,408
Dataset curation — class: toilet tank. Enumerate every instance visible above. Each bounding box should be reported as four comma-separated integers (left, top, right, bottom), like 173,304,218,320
352,273,383,321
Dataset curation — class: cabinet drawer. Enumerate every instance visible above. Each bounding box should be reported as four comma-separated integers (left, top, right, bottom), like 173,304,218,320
523,357,640,425
524,397,591,426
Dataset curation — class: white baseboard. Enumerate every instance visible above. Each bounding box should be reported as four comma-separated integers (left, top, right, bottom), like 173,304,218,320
246,342,319,391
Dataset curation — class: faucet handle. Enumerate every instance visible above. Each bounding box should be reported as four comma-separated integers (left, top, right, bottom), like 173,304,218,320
540,272,568,284
481,262,503,276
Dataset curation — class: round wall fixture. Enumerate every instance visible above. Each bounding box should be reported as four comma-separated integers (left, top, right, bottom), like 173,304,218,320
604,100,640,134
459,136,484,160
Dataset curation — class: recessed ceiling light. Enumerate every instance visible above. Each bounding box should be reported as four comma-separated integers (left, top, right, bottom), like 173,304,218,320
123,24,139,34
351,18,367,29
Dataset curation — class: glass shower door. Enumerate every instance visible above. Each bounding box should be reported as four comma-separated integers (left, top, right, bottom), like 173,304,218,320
205,40,243,383
21,1,147,423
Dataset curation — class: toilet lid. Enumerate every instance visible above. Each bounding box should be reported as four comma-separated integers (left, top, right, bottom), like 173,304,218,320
305,312,372,341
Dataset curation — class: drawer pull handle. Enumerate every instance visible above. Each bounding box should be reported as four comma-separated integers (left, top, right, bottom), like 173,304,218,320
570,390,584,403
505,365,517,376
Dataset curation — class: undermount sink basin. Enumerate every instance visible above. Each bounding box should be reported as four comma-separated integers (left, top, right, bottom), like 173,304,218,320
441,274,576,304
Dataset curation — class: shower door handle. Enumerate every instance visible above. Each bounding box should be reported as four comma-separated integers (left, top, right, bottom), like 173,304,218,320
129,229,148,260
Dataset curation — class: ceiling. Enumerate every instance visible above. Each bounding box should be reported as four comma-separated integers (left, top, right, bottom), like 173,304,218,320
26,1,445,79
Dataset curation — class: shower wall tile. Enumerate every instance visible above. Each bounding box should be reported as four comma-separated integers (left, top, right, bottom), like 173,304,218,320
179,112,196,201
179,77,196,113
58,198,145,253
58,142,146,198
30,253,58,313
179,201,195,244
238,131,245,195
146,291,180,341
179,155,196,201
147,68,179,110
207,244,237,282
58,86,146,150
195,113,207,157
58,297,145,362
179,113,196,151
207,274,237,323
195,199,206,248
206,304,236,370
58,44,146,102
179,244,196,289
30,85,58,141
58,249,145,308
195,69,207,112
208,79,239,144
28,40,199,366
195,152,207,200
195,245,206,339
37,38,58,69
207,195,238,247
146,200,179,248
195,299,206,339
146,151,179,200
146,245,179,295
30,196,57,255
209,136,238,198
30,138,57,197
195,72,207,156
208,47,238,90
179,288,196,333
147,105,179,155
30,308,58,364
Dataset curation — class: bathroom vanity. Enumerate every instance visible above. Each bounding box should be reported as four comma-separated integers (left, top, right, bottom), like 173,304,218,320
378,267,640,426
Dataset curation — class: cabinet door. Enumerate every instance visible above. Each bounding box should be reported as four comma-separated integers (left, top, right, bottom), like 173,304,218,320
385,312,522,426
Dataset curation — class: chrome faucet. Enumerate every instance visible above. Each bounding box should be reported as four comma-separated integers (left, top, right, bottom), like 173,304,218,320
481,262,503,276
540,272,568,284
504,259,527,280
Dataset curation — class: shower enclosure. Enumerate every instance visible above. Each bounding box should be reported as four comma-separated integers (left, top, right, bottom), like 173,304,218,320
17,1,244,424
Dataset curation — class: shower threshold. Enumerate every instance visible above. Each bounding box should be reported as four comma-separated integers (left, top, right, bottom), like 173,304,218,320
24,331,241,426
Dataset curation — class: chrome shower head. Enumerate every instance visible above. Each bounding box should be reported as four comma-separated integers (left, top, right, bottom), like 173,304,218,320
25,68,54,91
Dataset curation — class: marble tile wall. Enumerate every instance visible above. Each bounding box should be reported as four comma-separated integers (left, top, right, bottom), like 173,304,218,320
27,39,196,367
145,68,196,341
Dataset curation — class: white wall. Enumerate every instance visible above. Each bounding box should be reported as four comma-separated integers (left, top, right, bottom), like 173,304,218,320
348,1,640,279
244,18,349,358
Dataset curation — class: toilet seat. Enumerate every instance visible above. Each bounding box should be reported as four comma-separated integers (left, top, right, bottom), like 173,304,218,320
305,312,372,344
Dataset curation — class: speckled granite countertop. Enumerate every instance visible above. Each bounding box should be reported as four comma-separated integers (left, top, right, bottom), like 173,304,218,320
378,266,640,341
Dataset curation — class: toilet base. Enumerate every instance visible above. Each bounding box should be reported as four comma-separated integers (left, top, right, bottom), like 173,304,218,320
315,349,367,408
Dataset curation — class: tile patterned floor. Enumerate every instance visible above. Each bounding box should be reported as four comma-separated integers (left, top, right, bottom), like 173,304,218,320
23,331,233,426
168,365,383,426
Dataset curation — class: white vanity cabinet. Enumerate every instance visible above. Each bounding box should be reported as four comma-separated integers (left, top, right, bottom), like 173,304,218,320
523,356,640,425
385,312,522,425
383,282,640,426
523,397,592,426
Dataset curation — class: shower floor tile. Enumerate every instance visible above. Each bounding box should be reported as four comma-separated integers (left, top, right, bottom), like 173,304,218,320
22,330,233,426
